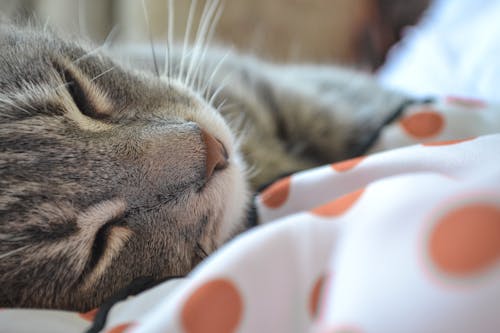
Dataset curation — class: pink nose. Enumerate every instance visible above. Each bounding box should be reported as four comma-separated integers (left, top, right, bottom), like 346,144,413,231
200,129,229,179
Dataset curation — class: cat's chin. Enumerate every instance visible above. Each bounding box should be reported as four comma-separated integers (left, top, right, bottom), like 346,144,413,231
202,150,250,250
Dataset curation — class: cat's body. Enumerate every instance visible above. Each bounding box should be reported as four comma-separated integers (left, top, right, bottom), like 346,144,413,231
0,17,406,310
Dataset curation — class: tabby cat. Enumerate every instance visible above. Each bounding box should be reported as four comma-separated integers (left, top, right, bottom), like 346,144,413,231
0,4,407,311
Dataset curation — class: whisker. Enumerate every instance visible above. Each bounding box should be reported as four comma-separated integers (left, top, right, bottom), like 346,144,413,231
163,0,175,79
89,66,116,82
208,72,232,106
244,162,261,180
215,98,228,111
103,25,120,48
43,16,51,32
224,109,245,131
51,82,72,93
71,25,120,69
0,245,30,260
141,0,160,77
202,49,231,98
73,47,103,64
185,0,219,88
179,0,198,82
217,101,239,114
195,3,224,93
0,96,32,115
184,0,210,87
226,110,250,143
0,234,30,242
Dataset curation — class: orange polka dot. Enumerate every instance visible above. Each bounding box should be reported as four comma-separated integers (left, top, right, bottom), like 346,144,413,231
400,109,444,139
260,176,291,209
331,156,365,172
105,322,135,333
446,96,486,108
429,203,500,276
423,137,475,146
181,278,243,333
311,189,365,217
78,308,98,321
309,275,326,318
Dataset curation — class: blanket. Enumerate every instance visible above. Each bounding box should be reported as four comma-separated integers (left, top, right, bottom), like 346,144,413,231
1,95,499,333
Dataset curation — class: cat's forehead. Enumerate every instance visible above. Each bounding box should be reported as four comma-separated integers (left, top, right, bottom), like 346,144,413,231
1,24,89,71
0,23,184,120
0,24,112,102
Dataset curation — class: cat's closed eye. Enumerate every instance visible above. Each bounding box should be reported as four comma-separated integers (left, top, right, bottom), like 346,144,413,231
87,213,128,271
54,59,113,120
76,199,134,289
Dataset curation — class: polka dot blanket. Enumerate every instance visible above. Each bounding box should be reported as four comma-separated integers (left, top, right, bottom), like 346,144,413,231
1,96,500,333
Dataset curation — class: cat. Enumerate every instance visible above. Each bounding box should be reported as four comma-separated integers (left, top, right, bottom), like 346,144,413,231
0,6,407,311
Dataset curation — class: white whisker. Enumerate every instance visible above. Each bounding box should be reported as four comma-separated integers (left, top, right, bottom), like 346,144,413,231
0,97,32,115
179,0,198,82
202,49,230,98
73,26,118,65
0,245,30,260
164,0,175,78
51,82,72,93
208,72,232,106
141,0,160,77
89,66,116,82
244,162,261,180
103,25,120,49
185,0,219,88
184,0,210,87
0,234,29,242
227,111,249,141
73,47,103,64
215,98,228,111
218,101,239,114
43,16,51,32
195,3,224,93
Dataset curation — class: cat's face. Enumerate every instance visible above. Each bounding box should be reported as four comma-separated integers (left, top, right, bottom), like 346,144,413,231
0,23,249,310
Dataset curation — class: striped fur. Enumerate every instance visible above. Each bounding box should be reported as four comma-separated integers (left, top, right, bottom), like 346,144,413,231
0,14,406,310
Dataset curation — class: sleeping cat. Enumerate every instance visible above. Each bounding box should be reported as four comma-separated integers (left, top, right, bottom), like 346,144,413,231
0,8,407,311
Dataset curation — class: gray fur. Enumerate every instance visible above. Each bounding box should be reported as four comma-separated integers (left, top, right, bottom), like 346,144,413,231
0,18,406,311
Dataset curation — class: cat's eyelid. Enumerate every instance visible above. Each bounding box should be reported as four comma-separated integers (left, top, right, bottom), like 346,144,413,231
52,58,115,123
76,199,133,289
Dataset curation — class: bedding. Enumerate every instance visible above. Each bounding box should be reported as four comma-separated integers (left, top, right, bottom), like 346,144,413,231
378,0,500,102
1,96,499,333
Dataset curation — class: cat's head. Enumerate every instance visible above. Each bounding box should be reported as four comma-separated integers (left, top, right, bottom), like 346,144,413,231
0,22,249,310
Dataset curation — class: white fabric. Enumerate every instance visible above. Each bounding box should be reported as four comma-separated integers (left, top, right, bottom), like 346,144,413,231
1,97,500,333
378,0,500,103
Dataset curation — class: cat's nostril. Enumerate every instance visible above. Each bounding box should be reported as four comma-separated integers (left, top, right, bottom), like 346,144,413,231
200,128,229,180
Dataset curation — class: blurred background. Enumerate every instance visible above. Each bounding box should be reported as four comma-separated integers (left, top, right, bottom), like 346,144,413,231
0,0,430,70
